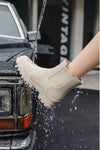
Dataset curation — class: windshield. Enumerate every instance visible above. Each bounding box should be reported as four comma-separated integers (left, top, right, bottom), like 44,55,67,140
0,5,20,37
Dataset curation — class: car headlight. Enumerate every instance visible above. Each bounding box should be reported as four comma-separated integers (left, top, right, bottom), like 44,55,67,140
17,85,33,129
18,85,32,116
0,88,11,115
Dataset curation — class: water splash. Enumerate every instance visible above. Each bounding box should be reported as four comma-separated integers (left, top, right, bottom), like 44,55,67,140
34,99,56,149
69,90,84,113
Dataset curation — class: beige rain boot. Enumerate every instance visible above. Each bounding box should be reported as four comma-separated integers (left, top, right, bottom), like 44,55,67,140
16,55,82,108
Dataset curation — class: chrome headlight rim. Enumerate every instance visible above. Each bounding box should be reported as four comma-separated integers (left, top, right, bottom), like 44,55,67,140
0,87,12,116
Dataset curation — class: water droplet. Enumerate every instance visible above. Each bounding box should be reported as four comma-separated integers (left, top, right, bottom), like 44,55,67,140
45,134,49,137
68,128,71,131
80,145,82,148
58,103,61,107
51,139,54,143
72,94,79,104
72,131,75,134
77,90,83,94
86,93,89,95
64,145,67,148
80,138,83,141
74,106,77,110
45,129,48,133
85,145,88,149
50,115,53,121
69,108,72,112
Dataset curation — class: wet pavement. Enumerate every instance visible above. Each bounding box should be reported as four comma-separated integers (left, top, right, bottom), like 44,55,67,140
33,88,99,150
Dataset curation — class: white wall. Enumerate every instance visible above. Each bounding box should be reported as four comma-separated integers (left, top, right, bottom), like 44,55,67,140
70,0,84,61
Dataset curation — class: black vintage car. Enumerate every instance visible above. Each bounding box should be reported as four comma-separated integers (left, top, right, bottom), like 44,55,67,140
0,1,37,149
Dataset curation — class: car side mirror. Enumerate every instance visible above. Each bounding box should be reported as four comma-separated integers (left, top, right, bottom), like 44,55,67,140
27,31,41,42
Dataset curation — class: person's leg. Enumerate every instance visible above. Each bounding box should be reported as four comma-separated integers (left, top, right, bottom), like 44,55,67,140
16,32,99,108
67,32,99,78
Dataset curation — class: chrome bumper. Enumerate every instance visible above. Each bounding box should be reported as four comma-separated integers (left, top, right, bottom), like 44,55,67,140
0,130,36,150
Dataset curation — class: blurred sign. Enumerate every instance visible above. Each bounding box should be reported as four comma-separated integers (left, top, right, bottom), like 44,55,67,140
38,0,71,66
60,0,70,62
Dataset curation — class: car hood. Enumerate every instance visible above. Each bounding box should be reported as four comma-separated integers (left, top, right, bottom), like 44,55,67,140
0,37,33,75
0,37,30,48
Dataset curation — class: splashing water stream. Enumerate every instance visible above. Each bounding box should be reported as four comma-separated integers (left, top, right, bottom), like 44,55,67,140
33,89,97,150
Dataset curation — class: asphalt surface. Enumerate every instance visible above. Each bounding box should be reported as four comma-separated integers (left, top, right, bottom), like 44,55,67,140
33,88,99,150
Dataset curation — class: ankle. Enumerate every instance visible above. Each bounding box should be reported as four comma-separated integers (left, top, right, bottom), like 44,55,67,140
66,64,81,79
66,64,74,76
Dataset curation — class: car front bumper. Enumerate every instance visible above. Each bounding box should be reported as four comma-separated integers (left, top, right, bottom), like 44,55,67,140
0,130,36,150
